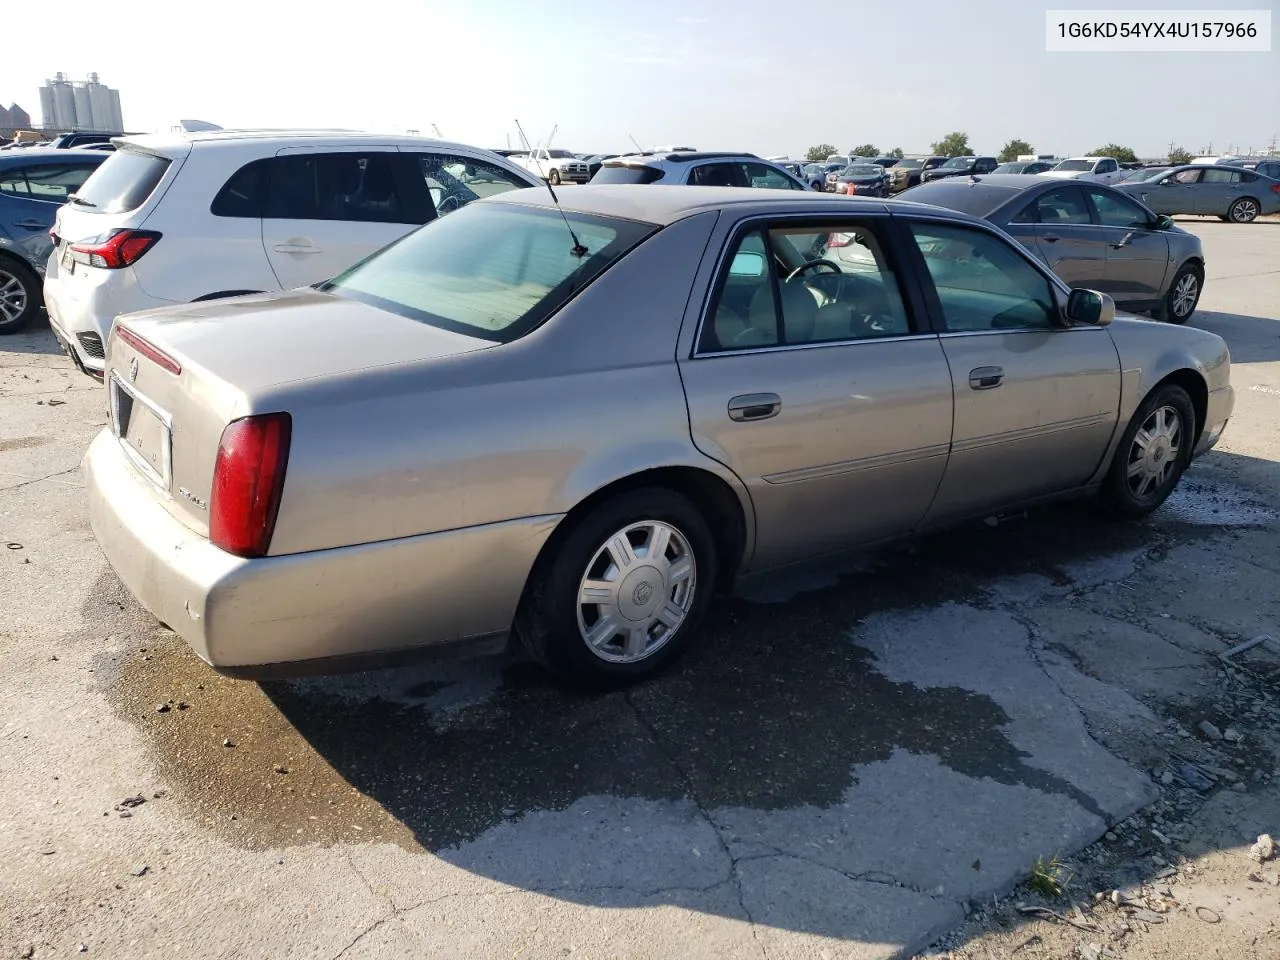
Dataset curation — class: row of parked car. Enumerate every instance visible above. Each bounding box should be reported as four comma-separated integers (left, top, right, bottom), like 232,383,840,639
1,128,1276,379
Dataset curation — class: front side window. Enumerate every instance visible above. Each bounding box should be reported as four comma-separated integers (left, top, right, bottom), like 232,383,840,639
941,157,972,170
322,203,653,343
419,154,527,217
909,222,1057,332
265,152,414,224
1088,189,1151,229
1030,186,1092,225
1201,168,1241,184
700,221,912,353
739,162,800,190
1170,169,1201,185
1097,159,1118,173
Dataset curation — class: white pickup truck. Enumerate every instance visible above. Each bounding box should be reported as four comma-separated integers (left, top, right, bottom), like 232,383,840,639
1039,156,1125,184
508,148,592,185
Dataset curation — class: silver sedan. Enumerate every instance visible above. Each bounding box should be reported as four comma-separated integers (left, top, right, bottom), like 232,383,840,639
84,187,1234,686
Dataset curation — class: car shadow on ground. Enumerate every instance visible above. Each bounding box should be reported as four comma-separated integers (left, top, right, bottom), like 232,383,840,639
102,452,1280,953
1189,310,1280,364
4,315,69,359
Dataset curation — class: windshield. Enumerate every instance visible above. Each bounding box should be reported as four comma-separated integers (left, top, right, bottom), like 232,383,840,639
993,163,1025,174
546,150,575,159
896,159,923,170
843,165,883,176
1129,167,1170,181
1053,159,1094,172
321,203,655,343
941,157,972,169
71,149,171,213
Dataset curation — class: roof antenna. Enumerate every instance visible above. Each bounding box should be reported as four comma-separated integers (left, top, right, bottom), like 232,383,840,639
628,134,645,155
515,119,588,258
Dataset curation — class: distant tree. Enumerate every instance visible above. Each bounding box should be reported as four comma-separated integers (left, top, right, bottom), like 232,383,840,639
850,143,879,158
888,147,904,159
999,139,1034,163
1091,143,1139,163
931,132,971,157
1167,146,1193,165
805,143,838,162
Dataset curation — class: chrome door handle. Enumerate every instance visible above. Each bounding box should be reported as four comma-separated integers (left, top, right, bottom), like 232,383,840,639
968,366,1004,390
727,393,781,421
272,242,322,254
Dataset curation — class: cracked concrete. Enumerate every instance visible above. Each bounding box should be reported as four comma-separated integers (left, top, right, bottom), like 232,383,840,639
3,222,1279,959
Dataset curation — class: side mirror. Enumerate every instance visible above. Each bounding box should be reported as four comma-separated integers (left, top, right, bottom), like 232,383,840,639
729,251,766,277
1154,214,1175,230
1066,288,1115,326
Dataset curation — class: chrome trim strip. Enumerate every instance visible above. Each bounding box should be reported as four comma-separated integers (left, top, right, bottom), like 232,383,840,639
692,332,936,360
938,326,1102,339
763,443,951,484
952,412,1113,453
109,371,174,494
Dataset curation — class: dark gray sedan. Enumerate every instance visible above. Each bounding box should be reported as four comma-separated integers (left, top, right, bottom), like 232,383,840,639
1114,164,1280,223
899,174,1205,323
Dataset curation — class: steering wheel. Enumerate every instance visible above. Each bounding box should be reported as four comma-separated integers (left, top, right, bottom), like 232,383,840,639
436,193,463,215
785,259,840,283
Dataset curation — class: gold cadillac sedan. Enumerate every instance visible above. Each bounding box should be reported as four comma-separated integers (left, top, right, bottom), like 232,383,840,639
83,186,1233,686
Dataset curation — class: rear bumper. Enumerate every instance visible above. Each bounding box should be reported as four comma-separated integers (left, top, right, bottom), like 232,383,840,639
43,258,172,375
84,430,560,675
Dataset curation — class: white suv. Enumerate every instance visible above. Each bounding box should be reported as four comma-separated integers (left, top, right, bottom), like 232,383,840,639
43,130,539,376
591,152,816,190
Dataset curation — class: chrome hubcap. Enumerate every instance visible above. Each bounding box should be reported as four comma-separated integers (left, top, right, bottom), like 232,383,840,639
576,520,696,664
1127,405,1182,498
1172,273,1199,317
1232,200,1258,222
0,270,27,324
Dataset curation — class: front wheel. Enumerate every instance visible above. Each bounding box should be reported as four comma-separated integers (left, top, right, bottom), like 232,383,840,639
517,488,718,687
1098,384,1195,519
0,258,41,335
548,169,561,186
1228,197,1260,223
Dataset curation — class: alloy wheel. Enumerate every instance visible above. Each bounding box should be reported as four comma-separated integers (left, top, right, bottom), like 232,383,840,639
0,269,28,325
1171,272,1199,319
576,520,696,664
1126,405,1182,498
1230,199,1259,223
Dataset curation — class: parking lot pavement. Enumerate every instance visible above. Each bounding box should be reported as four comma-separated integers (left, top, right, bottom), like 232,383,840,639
2,221,1278,960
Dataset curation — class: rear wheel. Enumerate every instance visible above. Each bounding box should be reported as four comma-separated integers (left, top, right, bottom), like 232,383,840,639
1158,263,1202,324
518,488,717,687
1098,384,1195,519
1228,197,1260,223
0,258,41,335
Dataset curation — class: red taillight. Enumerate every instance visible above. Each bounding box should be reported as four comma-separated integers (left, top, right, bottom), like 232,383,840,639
210,414,292,559
69,229,161,269
113,324,182,376
1272,184,1280,195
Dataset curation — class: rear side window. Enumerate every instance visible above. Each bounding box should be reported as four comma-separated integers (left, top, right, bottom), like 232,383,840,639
0,162,100,200
264,152,417,224
73,150,172,213
1201,168,1241,184
211,159,269,217
592,165,665,184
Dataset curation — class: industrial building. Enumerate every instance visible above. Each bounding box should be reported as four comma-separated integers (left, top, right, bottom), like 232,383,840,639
39,73,124,132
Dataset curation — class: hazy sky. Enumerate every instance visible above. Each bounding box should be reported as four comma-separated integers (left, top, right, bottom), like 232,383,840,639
3,0,1276,158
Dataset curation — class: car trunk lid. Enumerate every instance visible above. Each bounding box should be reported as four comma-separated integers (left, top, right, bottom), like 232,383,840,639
104,289,494,538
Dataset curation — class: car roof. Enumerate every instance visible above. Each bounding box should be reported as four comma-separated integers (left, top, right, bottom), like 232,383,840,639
0,148,106,165
899,174,1071,217
115,129,500,155
608,151,759,165
485,183,989,226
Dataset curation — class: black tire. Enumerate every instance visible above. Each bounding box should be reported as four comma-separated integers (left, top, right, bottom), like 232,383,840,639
0,257,42,335
1227,197,1260,223
548,169,561,186
1157,262,1203,324
517,488,718,688
1098,383,1196,519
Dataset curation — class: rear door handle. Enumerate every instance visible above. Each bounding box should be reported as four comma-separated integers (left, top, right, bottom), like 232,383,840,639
1040,234,1059,243
272,242,322,254
968,366,1004,390
727,393,781,421
12,219,45,229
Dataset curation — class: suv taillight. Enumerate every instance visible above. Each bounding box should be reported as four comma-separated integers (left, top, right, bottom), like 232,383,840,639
210,414,292,559
69,229,161,269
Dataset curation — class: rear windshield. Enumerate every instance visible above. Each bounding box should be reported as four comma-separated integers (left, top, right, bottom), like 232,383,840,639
321,203,656,343
592,165,665,184
72,149,171,213
896,181,1015,217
